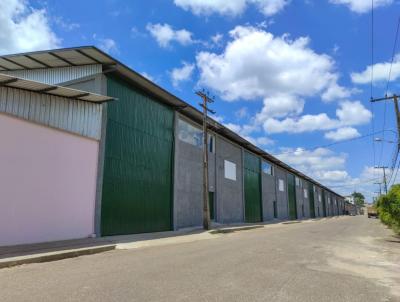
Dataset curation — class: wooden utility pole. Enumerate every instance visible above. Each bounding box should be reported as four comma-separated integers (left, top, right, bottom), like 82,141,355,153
374,166,388,194
371,94,400,193
196,89,215,230
383,166,388,195
371,94,400,152
374,182,382,196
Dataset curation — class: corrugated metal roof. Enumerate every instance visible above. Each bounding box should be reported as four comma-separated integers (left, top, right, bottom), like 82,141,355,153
0,47,343,198
0,47,114,71
0,73,114,103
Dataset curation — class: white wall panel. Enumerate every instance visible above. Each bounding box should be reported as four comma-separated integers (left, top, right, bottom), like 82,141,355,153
1,65,102,85
0,87,102,140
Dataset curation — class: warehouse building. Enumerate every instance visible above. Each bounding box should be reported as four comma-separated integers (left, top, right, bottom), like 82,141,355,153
0,47,345,246
0,73,113,246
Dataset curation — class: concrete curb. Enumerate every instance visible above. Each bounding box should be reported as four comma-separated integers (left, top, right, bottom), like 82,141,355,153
210,225,264,234
0,244,116,269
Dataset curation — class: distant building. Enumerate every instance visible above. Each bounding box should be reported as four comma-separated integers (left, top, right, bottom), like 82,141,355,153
345,195,355,204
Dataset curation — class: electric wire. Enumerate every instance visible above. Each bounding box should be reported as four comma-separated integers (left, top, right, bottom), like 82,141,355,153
370,0,377,183
379,17,400,181
386,145,398,185
380,17,400,189
390,157,400,186
385,17,400,95
274,130,387,157
328,177,382,188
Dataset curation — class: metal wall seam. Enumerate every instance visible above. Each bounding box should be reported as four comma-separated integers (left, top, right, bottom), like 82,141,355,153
1,65,102,85
0,86,102,140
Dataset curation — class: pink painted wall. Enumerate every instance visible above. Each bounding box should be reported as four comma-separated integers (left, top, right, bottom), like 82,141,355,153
0,113,99,246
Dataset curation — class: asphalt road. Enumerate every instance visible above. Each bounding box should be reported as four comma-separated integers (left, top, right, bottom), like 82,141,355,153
1,215,399,302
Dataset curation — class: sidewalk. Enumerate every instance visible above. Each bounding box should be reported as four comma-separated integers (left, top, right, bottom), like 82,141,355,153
0,218,340,269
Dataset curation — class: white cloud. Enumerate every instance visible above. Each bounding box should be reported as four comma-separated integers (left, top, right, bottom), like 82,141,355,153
261,100,371,134
332,44,340,54
321,80,354,102
351,54,400,84
225,122,254,136
324,127,361,141
170,62,195,87
253,0,290,16
330,0,393,13
140,72,155,82
211,33,223,47
269,141,393,200
210,114,225,123
277,147,348,179
131,27,146,38
146,23,194,48
196,25,357,139
318,170,350,182
174,0,289,16
194,24,364,144
360,166,379,179
0,0,60,55
274,147,384,200
53,16,80,32
196,25,349,102
174,0,247,16
336,100,372,125
254,136,274,146
256,94,305,120
235,107,249,119
269,142,387,200
359,166,389,181
93,35,118,54
337,165,390,200
224,122,274,147
264,113,337,133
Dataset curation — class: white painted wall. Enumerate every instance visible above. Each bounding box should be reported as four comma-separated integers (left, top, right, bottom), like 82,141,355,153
0,113,99,246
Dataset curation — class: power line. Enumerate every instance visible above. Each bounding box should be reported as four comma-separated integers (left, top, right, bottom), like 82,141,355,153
370,94,400,189
379,17,400,171
328,177,382,189
370,0,377,182
390,159,400,185
385,145,399,185
274,130,388,157
385,17,400,95
390,158,400,186
371,0,375,99
384,134,399,186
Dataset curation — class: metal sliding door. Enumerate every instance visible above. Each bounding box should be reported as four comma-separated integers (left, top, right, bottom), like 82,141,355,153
287,174,297,220
244,151,262,223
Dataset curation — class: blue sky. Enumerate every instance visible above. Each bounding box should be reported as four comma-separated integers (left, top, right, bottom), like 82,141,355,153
1,0,400,200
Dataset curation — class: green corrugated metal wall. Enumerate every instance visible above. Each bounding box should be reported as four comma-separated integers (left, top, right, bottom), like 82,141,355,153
287,174,297,220
209,192,215,220
244,151,262,223
308,183,315,218
101,76,174,236
322,190,327,217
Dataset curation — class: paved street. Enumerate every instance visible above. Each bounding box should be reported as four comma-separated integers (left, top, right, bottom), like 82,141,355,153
1,216,399,302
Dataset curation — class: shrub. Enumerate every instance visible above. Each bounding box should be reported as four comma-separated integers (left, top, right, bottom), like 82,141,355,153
376,184,400,234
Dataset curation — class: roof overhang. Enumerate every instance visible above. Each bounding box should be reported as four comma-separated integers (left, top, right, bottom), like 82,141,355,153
0,47,115,71
0,73,115,103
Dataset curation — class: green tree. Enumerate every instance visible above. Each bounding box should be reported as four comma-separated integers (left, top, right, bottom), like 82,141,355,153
351,192,365,206
376,184,400,234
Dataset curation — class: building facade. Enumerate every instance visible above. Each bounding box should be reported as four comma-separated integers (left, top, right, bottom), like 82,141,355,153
0,73,112,246
0,47,346,246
